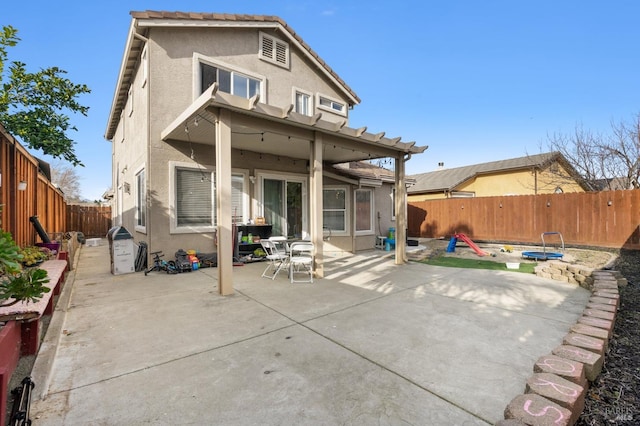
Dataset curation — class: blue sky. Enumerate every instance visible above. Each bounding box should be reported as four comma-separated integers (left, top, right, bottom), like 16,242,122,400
4,1,639,200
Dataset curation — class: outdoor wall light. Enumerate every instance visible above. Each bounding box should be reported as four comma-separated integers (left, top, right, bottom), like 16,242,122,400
18,180,27,191
607,200,613,206
249,176,256,184
546,201,551,207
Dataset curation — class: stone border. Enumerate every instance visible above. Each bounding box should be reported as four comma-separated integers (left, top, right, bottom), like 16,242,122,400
496,270,627,426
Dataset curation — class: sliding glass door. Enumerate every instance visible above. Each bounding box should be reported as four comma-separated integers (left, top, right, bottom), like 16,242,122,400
261,174,307,238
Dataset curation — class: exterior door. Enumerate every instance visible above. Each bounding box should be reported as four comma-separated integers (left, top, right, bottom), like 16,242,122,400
260,174,307,238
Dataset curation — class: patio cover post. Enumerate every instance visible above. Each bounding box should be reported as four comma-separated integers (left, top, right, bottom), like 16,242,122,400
215,108,234,295
395,155,407,264
310,131,324,278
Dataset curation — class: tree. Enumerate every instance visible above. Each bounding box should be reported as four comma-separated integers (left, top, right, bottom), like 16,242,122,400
545,114,640,191
0,25,90,166
51,161,82,201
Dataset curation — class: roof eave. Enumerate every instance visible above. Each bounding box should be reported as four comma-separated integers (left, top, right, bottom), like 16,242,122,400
105,19,145,141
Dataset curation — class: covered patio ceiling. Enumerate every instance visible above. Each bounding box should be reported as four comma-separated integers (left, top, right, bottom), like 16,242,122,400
161,84,428,164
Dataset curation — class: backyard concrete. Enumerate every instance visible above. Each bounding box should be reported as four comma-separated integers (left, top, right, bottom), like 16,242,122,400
30,240,590,425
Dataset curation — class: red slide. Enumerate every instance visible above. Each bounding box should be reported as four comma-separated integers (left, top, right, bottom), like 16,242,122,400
454,233,488,256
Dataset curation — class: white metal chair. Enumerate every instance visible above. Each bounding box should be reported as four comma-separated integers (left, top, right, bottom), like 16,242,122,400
288,241,314,283
268,236,290,254
260,239,288,279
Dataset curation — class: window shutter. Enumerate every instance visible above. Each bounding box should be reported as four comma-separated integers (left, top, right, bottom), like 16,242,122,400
262,36,274,61
259,32,289,68
275,40,288,65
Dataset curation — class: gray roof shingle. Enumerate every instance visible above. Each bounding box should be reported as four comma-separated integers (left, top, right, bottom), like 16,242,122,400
408,152,562,193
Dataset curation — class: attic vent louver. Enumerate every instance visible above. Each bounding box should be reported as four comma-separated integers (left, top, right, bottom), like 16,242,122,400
259,32,290,69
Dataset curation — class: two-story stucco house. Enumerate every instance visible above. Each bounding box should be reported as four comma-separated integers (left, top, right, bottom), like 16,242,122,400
105,11,427,294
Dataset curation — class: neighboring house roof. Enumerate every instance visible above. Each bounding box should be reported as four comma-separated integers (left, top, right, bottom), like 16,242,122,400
105,11,361,140
592,177,640,191
408,152,582,194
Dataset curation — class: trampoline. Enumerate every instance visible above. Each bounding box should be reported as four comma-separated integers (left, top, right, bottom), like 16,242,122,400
522,251,564,260
521,232,565,261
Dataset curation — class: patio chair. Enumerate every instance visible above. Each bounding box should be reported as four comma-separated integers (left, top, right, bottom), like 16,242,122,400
288,241,314,283
268,236,290,254
260,239,289,279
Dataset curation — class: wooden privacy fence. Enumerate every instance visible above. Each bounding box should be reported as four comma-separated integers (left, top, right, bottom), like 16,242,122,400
408,189,640,250
66,205,112,238
1,125,66,247
1,124,112,245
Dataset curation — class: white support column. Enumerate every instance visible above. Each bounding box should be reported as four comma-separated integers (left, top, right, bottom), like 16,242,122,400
395,155,407,264
215,109,234,295
310,132,324,278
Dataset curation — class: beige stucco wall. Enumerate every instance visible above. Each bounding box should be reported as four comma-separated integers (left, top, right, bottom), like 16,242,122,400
458,166,585,196
112,26,358,255
112,53,149,234
408,163,585,201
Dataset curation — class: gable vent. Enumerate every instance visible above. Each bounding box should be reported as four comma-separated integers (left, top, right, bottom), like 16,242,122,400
260,32,290,69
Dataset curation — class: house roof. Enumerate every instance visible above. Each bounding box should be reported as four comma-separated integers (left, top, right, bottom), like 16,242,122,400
105,11,361,140
408,152,570,194
330,161,417,185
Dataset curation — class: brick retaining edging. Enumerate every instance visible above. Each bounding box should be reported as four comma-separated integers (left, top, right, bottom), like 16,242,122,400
496,270,627,426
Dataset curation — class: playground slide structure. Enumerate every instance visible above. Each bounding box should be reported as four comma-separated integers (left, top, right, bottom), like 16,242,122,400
446,233,488,256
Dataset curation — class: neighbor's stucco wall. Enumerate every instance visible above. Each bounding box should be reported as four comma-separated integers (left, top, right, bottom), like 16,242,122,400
407,162,585,200
458,166,585,196
407,192,447,202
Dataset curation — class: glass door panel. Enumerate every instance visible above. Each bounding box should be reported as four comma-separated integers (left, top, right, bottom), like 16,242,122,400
263,178,284,236
287,181,303,238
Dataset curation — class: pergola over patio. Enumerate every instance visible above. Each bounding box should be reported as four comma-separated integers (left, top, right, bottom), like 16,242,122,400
162,83,428,294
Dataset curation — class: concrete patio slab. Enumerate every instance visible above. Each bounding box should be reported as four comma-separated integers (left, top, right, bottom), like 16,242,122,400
30,241,591,425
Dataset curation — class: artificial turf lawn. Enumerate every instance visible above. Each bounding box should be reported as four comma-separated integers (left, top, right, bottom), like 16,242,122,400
421,256,536,273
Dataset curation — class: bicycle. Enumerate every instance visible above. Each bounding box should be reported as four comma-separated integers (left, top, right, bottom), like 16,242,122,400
144,251,179,275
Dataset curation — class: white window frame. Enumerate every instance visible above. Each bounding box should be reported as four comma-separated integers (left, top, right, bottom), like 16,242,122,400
354,188,374,235
128,85,133,117
391,187,396,221
141,44,148,88
170,162,249,234
193,53,266,102
293,87,313,116
170,161,215,234
254,170,309,239
135,165,146,233
258,32,290,69
323,185,350,237
231,170,250,224
317,94,346,117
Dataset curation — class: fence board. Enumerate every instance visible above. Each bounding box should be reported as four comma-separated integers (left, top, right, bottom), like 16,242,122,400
408,190,640,250
1,125,112,244
66,205,112,238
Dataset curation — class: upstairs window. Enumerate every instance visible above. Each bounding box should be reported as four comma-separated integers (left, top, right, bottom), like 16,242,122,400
259,32,289,68
200,62,261,99
294,89,312,116
318,94,346,116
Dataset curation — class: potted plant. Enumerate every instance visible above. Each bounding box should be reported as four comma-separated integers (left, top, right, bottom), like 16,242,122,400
0,231,50,308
